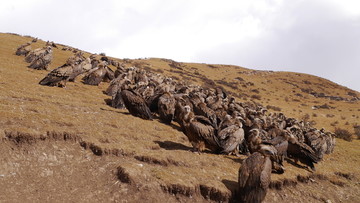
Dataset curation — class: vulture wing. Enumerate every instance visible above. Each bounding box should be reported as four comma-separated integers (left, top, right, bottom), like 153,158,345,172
83,67,106,85
260,157,272,189
39,64,73,86
121,89,153,120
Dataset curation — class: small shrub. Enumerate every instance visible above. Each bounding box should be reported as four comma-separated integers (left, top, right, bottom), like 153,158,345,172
302,114,310,122
266,105,282,111
312,113,318,117
334,128,353,142
235,77,244,82
251,94,261,100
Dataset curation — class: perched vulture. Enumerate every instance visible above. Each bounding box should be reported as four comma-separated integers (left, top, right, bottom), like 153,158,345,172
39,57,91,87
287,133,320,171
15,42,31,56
82,61,114,85
105,74,129,96
238,145,274,203
247,128,262,153
157,92,176,124
217,119,245,154
262,132,289,165
324,132,336,154
304,130,327,160
193,102,218,129
28,46,53,70
25,47,44,63
181,106,219,152
110,79,132,109
68,58,92,82
121,89,153,120
39,63,74,87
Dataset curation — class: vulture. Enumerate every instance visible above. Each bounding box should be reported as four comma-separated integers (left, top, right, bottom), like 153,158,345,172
287,133,320,171
193,102,218,129
181,106,219,152
121,89,153,120
262,131,289,165
110,79,132,109
25,47,45,63
39,63,74,87
68,58,92,82
82,61,114,85
304,129,327,160
28,46,53,70
39,57,91,87
157,92,176,124
324,132,336,154
247,129,262,153
15,42,31,56
238,145,274,203
105,74,129,96
217,117,245,155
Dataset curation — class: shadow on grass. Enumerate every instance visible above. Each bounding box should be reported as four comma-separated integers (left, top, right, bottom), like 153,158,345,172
285,158,313,172
221,179,238,202
154,140,192,151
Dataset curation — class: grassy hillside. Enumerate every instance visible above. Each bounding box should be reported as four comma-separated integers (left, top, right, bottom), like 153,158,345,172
0,33,359,202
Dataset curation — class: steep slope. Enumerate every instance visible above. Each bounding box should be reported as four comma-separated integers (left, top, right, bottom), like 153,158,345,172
0,33,359,202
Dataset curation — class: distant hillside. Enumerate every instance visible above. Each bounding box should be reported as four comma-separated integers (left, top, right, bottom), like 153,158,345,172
0,32,359,202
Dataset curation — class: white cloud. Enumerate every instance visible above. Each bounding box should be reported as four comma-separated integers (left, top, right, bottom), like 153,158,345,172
0,0,359,91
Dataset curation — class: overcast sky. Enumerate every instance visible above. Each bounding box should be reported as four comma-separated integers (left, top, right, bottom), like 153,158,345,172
1,0,359,92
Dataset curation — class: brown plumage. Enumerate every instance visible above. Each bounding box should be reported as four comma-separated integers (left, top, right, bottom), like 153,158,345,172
238,145,273,203
121,89,153,120
68,58,92,82
207,96,223,111
28,46,53,70
110,79,131,109
287,133,320,171
217,120,245,154
262,132,289,164
157,92,176,124
15,42,31,56
39,64,74,87
181,106,219,152
39,56,91,87
82,62,114,85
25,47,44,63
193,102,218,128
324,132,336,154
304,130,327,160
105,74,130,96
247,128,262,153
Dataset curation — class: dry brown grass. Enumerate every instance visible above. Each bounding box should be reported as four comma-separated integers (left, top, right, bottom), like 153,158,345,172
1,33,360,202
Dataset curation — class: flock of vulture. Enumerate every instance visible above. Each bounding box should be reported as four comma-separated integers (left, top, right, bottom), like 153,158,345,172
16,41,336,203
